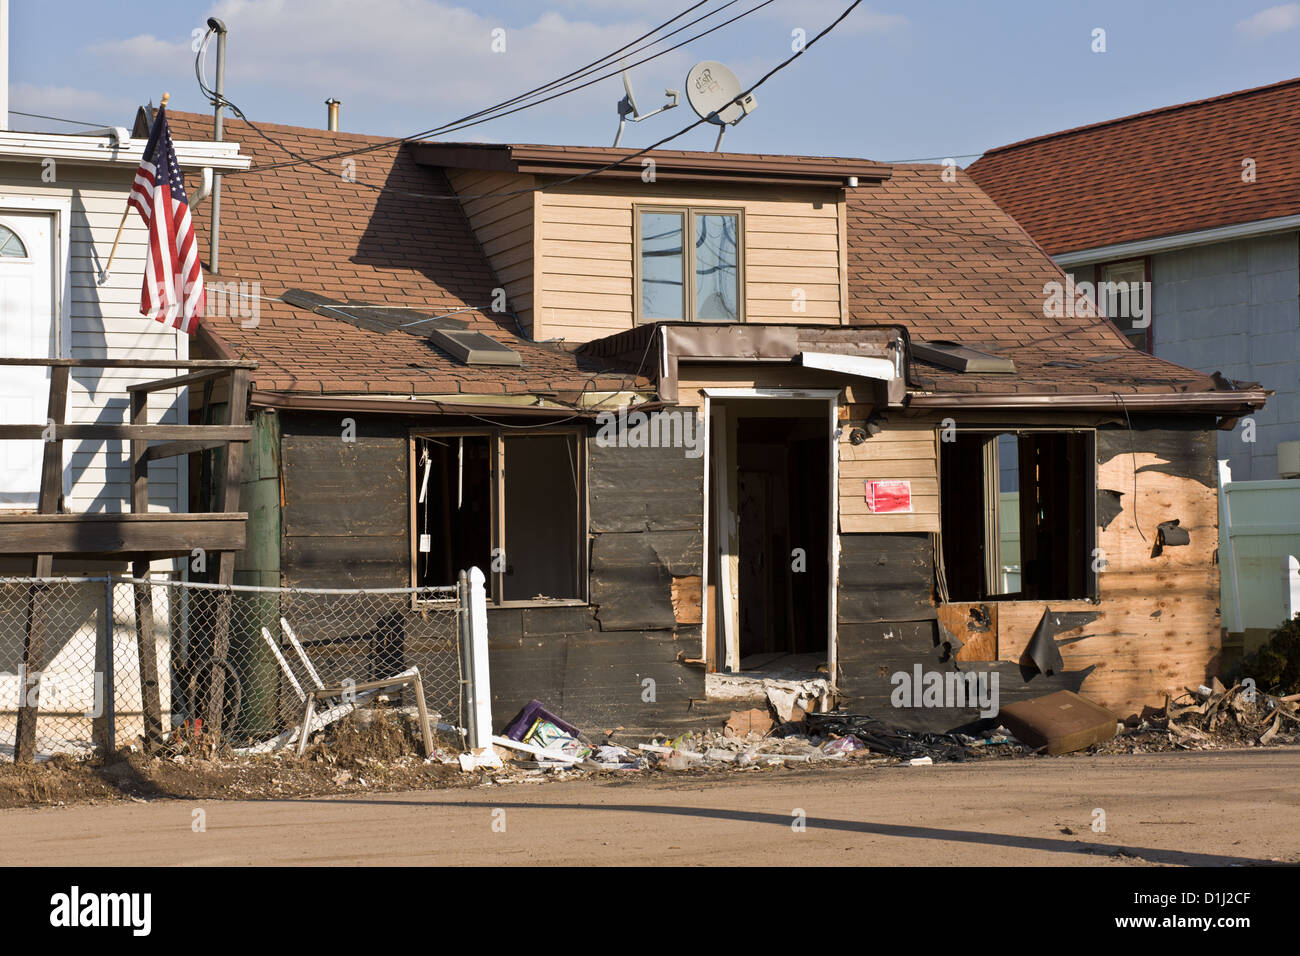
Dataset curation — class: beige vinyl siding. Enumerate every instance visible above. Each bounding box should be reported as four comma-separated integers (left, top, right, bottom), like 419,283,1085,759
536,182,844,343
446,168,536,334
838,415,940,533
0,163,185,517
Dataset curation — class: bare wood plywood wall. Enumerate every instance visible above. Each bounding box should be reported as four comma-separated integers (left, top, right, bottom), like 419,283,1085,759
446,169,536,334
838,412,940,533
993,441,1221,719
536,181,845,343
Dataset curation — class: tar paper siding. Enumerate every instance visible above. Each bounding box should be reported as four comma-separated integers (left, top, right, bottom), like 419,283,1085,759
272,411,706,735
0,162,187,516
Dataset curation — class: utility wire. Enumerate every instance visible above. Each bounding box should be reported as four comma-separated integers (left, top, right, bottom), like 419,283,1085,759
195,0,726,167
885,151,984,163
207,0,779,179
8,109,112,127
197,0,856,209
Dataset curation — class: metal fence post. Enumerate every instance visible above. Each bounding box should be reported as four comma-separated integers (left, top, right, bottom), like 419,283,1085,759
102,574,115,754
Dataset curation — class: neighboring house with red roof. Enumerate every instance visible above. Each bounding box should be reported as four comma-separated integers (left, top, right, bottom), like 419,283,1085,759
100,104,1266,735
968,77,1300,485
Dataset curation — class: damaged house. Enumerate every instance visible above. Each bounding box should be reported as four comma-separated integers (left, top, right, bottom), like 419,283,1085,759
155,107,1266,734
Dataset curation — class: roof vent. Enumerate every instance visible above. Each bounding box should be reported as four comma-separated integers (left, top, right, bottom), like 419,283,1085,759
912,340,1015,374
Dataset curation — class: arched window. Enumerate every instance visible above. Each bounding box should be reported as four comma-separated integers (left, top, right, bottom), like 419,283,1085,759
0,225,28,258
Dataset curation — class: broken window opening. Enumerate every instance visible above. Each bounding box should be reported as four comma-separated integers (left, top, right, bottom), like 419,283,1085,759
939,429,1095,602
413,430,585,604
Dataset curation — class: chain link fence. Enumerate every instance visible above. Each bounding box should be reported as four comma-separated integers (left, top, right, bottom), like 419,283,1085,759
1,576,464,760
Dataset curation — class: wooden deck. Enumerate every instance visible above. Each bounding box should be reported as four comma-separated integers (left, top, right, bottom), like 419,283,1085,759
0,512,247,557
0,357,257,760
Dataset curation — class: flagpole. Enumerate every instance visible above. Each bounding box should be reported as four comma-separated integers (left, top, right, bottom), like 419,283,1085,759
101,91,168,281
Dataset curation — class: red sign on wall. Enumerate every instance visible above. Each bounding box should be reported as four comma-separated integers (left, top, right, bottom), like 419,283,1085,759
864,479,912,514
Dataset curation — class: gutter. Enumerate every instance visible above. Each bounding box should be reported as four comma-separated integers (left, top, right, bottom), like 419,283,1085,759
1053,213,1300,268
249,391,599,418
0,131,250,169
904,389,1269,414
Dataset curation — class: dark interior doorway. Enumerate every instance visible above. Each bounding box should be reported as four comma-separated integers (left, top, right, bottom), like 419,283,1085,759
734,415,830,660
414,435,491,588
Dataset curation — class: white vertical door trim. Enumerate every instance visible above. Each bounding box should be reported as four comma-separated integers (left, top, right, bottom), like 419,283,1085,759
700,394,711,668
0,206,60,508
0,195,71,358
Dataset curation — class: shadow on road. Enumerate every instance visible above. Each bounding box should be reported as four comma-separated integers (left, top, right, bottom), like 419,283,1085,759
283,796,1272,866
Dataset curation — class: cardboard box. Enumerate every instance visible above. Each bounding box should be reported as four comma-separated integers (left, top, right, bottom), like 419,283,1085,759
998,690,1117,755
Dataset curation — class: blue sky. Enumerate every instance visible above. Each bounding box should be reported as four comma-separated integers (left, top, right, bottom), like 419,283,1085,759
7,0,1300,163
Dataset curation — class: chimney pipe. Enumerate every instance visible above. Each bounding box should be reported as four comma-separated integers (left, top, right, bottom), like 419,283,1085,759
325,98,340,131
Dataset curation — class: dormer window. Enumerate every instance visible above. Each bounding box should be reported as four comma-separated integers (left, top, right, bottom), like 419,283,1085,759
636,206,743,323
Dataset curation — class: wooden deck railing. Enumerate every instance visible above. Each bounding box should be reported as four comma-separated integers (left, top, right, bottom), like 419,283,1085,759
0,358,257,761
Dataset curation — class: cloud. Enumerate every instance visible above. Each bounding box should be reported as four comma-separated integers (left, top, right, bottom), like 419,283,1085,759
1235,3,1300,37
84,0,690,118
86,33,192,66
7,82,137,131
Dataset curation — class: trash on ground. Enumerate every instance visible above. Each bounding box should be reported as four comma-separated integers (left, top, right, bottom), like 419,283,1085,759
725,708,774,738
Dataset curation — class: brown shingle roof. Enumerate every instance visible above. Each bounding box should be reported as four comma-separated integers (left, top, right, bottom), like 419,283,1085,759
965,77,1300,256
164,110,1250,406
164,110,647,398
846,164,1229,397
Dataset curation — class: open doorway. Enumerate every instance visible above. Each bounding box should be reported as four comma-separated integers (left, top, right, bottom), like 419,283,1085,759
706,397,834,678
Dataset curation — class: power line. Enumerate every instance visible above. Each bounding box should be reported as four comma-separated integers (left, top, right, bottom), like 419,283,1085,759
210,0,779,178
196,0,856,208
8,109,111,128
885,151,985,163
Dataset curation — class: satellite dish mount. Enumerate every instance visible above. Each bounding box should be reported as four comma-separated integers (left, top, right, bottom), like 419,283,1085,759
613,69,679,147
685,60,757,151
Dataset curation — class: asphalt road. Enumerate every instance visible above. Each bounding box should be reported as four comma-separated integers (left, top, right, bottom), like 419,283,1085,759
3,748,1297,866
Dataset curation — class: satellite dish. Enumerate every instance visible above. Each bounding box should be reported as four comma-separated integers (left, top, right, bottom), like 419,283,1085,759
622,71,640,118
685,60,757,150
612,69,679,147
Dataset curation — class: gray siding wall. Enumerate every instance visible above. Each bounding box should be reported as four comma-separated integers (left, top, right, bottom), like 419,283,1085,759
1069,232,1299,481
1151,233,1300,481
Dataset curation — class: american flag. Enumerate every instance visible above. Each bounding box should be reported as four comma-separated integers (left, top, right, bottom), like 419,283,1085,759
127,106,204,333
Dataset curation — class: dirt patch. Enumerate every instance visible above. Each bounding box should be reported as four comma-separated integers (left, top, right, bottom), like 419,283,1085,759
5,688,1297,810
0,708,470,809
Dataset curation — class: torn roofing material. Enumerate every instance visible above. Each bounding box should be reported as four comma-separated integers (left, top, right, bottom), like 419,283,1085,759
1023,608,1100,677
280,289,521,367
912,341,1015,374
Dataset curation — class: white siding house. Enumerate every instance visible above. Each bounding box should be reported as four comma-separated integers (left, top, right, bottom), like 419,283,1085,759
0,129,249,544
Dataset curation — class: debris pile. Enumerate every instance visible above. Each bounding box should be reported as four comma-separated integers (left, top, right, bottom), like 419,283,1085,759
456,698,1033,779
1097,680,1300,754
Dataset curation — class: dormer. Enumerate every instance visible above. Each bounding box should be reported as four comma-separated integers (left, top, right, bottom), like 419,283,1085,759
411,143,890,343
